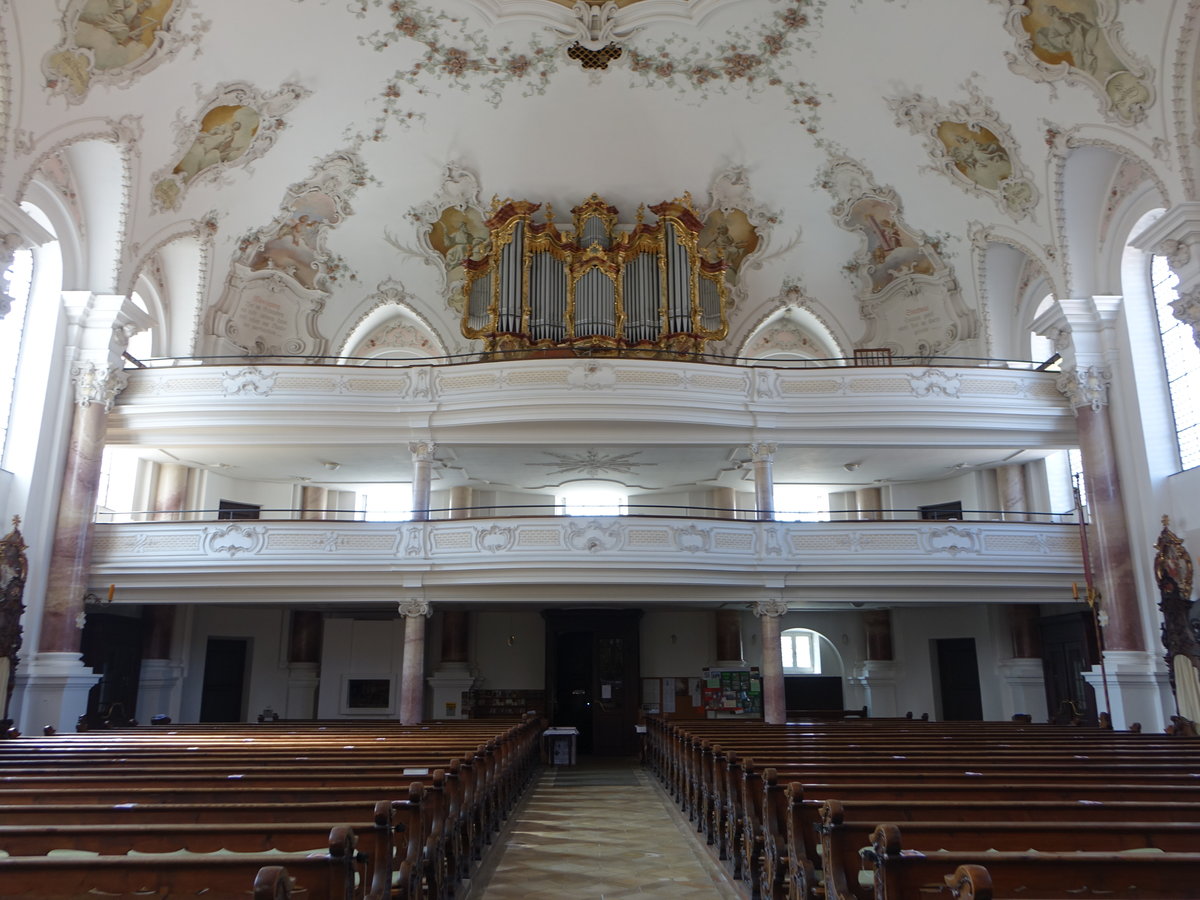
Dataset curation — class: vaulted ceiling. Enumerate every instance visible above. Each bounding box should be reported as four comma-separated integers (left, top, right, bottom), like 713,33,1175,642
4,0,1193,491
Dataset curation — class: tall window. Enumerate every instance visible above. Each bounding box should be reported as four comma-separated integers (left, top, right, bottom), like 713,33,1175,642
774,484,830,522
781,627,822,674
0,249,33,458
1151,255,1200,470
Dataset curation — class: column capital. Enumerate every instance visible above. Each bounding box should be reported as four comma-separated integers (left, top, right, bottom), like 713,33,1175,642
398,598,431,619
409,441,438,462
1171,286,1200,351
748,442,777,462
71,361,128,410
754,599,788,618
1055,364,1111,412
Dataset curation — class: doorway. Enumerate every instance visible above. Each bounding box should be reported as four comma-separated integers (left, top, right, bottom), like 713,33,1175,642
80,611,144,727
1039,611,1099,726
544,609,641,757
199,638,249,722
933,637,983,720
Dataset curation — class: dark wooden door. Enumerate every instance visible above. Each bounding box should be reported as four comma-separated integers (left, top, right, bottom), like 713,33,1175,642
199,638,248,722
544,609,641,757
935,637,983,721
1040,611,1099,725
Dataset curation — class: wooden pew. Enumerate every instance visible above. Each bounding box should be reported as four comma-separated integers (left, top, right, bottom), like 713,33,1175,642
0,825,362,900
818,799,1200,900
863,824,1200,900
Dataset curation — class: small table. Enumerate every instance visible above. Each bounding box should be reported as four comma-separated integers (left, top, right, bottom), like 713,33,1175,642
542,727,579,765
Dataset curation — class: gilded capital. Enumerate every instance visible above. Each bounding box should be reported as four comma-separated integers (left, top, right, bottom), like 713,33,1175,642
754,599,789,618
1055,365,1110,412
398,598,431,618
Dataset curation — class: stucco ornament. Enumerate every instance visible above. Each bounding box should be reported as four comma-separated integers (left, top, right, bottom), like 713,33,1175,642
151,82,309,213
888,85,1040,221
1171,286,1200,352
820,156,979,361
992,0,1155,126
203,150,367,358
394,163,488,314
1056,364,1110,411
43,0,205,104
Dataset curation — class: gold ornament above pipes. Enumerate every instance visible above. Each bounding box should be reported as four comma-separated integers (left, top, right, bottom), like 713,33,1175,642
459,193,730,360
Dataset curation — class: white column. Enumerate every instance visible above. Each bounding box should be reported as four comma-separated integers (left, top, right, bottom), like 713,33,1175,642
409,442,437,522
755,599,788,724
398,598,431,725
749,442,777,522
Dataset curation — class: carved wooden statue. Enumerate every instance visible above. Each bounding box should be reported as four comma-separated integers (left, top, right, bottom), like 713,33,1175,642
0,516,28,728
1154,516,1199,735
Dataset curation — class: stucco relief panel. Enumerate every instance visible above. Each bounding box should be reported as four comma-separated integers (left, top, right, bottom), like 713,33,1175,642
821,157,979,360
994,0,1155,126
204,150,367,358
43,0,204,104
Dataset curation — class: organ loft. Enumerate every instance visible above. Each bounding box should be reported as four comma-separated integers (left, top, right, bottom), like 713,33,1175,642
460,194,730,359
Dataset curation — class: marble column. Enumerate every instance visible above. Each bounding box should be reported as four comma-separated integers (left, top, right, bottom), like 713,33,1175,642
152,464,190,522
715,609,745,667
755,599,788,724
749,443,777,522
136,606,183,725
428,609,475,719
300,486,328,521
996,465,1028,522
856,487,883,521
285,610,323,719
711,486,737,520
828,490,858,522
1057,367,1142,652
448,486,473,520
24,293,150,735
410,442,437,522
398,598,431,725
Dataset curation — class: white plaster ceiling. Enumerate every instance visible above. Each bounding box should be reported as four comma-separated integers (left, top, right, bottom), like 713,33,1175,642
7,0,1180,492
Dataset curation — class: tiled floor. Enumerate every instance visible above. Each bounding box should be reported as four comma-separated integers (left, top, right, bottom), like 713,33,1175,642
468,757,743,899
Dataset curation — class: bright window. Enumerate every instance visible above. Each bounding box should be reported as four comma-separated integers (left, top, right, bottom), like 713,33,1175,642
359,483,413,521
0,249,33,458
1151,255,1200,470
558,483,627,516
774,484,830,522
781,628,822,674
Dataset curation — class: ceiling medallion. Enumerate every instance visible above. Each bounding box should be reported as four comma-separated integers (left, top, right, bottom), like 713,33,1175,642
528,449,656,477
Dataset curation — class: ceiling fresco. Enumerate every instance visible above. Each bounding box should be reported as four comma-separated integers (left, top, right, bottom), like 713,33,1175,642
1,0,1190,389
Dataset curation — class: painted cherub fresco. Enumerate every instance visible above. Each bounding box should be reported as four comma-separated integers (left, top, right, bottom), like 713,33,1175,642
246,190,341,290
937,123,1012,192
430,207,491,289
74,0,171,71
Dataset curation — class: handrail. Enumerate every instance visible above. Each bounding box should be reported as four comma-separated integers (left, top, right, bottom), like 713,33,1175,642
93,504,1081,524
120,349,1062,372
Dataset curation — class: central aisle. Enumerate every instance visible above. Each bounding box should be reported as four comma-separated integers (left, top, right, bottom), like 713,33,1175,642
470,758,742,899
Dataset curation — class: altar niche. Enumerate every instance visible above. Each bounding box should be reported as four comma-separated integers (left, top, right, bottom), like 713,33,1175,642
461,194,729,361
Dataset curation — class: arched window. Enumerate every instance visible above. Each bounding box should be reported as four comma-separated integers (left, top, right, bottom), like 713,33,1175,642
0,248,33,458
1151,255,1200,470
781,627,822,675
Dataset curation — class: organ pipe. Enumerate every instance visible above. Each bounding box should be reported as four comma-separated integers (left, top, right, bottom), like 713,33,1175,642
460,193,728,359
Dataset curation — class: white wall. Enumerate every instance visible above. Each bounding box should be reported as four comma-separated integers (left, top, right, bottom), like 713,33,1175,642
316,616,407,718
180,606,289,722
471,609,544,688
887,471,990,519
199,473,295,517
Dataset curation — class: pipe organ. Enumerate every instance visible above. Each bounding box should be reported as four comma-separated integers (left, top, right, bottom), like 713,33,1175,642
461,194,729,358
